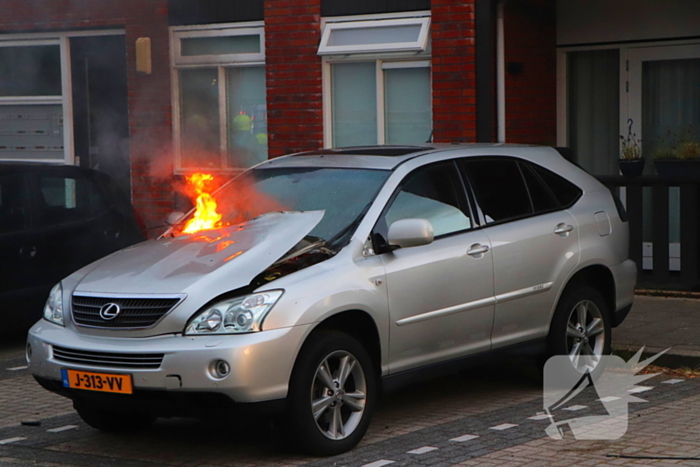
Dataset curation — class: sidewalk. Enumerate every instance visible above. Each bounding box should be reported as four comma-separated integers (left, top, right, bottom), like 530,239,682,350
613,294,700,363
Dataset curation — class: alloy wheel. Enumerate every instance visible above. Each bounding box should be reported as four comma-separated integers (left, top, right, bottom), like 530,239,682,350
310,350,367,440
566,299,606,372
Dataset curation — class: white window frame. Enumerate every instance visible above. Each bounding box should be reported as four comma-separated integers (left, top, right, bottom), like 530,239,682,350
170,22,265,173
557,38,700,272
323,58,431,148
172,23,265,65
556,38,700,148
318,16,430,56
0,30,125,165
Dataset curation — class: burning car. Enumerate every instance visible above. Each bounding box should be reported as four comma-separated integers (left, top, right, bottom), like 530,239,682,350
27,145,636,455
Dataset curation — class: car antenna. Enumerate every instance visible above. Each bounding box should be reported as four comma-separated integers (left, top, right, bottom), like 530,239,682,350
425,130,433,143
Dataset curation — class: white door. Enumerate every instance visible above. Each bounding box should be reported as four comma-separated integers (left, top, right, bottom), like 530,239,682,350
627,43,700,271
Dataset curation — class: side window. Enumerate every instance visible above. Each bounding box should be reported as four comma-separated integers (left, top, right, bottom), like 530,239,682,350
520,163,560,213
529,164,583,207
0,174,27,234
461,158,532,223
384,162,471,237
37,173,108,227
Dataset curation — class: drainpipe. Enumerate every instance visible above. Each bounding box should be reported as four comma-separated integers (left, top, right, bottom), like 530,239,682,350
496,0,508,143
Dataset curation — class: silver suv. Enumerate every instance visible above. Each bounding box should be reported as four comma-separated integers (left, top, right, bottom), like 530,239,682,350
28,145,636,455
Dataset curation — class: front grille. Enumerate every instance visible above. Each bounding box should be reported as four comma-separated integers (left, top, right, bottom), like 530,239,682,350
53,346,164,369
72,294,184,329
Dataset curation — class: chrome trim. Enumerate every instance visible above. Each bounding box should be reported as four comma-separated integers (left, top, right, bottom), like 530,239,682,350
396,297,496,326
52,345,164,370
71,292,187,330
395,282,553,326
494,282,553,304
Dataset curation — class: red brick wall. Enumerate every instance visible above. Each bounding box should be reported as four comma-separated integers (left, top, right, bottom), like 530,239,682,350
503,0,556,145
0,0,173,235
264,0,324,158
431,0,478,143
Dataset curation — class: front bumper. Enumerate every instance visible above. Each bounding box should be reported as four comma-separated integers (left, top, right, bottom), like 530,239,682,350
27,320,311,405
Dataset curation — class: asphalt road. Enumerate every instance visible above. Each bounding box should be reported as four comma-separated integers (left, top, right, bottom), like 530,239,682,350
1,334,699,466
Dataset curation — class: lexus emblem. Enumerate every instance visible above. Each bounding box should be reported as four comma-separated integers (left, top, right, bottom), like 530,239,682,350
99,303,121,321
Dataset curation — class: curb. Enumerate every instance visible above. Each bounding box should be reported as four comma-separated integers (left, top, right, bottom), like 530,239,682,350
612,346,700,370
635,289,700,299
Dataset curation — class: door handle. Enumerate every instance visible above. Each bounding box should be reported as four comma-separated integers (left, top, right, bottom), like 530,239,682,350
467,243,490,256
554,223,574,235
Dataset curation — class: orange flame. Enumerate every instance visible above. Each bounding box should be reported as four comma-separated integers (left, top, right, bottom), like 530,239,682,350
182,173,226,234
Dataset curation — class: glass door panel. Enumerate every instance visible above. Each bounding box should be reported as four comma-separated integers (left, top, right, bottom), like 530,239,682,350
628,44,700,271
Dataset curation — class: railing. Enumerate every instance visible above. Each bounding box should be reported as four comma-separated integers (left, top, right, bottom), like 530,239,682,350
597,176,700,291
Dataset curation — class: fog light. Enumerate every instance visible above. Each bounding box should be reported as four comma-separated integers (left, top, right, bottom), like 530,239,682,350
209,359,230,379
26,343,32,363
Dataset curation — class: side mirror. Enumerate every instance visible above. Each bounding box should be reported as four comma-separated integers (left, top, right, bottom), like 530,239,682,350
387,218,434,249
166,211,185,226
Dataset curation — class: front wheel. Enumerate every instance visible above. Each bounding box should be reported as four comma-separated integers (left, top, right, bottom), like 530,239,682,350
286,331,376,456
547,285,611,374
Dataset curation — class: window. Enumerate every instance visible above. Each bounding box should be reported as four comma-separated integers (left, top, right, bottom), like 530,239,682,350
528,163,582,208
319,17,430,55
172,24,267,171
230,167,391,243
520,163,559,213
383,162,471,238
37,174,107,226
0,174,27,233
461,159,533,224
0,42,65,163
321,15,432,148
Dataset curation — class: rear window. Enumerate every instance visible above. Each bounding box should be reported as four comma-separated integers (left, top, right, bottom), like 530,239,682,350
37,174,108,227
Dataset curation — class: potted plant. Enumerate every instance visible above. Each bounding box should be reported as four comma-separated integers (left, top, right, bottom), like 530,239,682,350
653,125,700,180
619,119,644,177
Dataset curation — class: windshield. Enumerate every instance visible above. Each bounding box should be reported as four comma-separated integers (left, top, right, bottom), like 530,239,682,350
211,167,391,243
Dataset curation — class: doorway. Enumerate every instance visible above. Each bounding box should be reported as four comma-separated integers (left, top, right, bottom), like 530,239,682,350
70,35,131,197
627,43,700,271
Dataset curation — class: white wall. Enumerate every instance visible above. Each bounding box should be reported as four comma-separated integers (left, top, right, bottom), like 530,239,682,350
557,0,700,46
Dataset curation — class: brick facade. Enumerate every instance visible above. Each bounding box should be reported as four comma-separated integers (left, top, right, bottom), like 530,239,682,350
264,0,323,158
503,0,556,145
431,0,478,143
0,0,560,236
0,0,173,233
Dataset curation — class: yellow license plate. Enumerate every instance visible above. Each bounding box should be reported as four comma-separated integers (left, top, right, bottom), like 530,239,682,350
61,369,133,394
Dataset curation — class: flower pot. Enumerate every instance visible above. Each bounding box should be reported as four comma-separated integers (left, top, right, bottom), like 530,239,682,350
619,158,645,177
654,159,700,181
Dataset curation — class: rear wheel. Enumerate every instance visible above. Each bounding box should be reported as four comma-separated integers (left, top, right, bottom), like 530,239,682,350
286,331,376,456
74,402,156,432
548,285,611,374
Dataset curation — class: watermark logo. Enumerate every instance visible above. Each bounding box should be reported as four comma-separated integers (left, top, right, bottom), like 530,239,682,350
542,348,666,440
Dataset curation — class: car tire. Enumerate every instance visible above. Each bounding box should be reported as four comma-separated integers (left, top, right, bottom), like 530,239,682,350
547,285,611,376
74,402,156,432
286,331,376,456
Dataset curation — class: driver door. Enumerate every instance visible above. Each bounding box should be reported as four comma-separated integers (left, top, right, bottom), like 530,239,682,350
375,161,495,374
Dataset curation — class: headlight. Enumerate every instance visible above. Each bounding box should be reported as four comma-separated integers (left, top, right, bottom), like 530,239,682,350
185,290,283,335
43,283,64,326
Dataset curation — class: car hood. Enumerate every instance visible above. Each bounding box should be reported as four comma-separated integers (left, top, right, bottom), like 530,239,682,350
74,211,325,296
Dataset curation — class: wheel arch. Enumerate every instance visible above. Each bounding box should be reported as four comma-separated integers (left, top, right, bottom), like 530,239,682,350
304,310,382,382
559,264,616,323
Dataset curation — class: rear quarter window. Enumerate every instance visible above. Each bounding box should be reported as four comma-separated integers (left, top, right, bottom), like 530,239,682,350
529,164,583,208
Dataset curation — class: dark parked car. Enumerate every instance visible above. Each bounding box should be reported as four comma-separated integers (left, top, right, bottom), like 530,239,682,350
0,163,145,332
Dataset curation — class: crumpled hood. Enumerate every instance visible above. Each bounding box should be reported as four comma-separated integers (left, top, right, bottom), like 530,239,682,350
74,211,324,296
